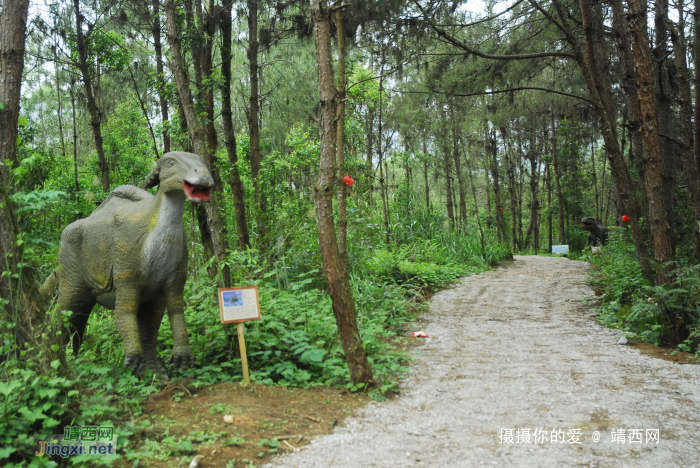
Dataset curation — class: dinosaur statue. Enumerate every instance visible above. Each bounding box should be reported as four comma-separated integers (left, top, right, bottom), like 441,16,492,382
581,217,610,247
42,151,213,379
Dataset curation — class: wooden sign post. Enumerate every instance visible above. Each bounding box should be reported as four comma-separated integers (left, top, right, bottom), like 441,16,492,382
218,286,261,384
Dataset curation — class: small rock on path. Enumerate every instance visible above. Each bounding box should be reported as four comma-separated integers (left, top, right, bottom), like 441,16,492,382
265,256,700,467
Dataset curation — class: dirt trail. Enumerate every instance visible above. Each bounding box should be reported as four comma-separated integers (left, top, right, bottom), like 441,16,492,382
265,256,700,467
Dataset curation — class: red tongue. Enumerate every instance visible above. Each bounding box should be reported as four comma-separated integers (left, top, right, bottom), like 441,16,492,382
184,181,211,202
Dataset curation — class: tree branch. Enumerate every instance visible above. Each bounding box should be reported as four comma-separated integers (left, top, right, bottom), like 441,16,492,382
397,86,593,104
412,0,576,61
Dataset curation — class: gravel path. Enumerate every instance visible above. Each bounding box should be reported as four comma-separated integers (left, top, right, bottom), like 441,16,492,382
266,256,700,467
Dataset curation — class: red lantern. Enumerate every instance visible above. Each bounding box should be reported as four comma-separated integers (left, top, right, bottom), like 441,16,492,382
343,175,354,187
499,206,503,211
622,215,629,222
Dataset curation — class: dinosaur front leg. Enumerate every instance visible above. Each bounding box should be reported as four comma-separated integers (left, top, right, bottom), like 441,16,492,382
115,287,145,372
165,290,194,370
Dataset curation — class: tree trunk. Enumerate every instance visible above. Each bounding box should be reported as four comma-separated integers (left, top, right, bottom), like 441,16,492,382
610,0,649,220
667,16,700,262
129,66,160,159
153,0,171,154
52,48,67,161
463,143,486,256
524,145,540,252
0,0,45,348
443,124,456,229
628,0,676,284
366,106,373,205
194,0,231,286
547,162,553,253
484,151,491,216
502,128,519,250
578,0,653,282
695,0,700,181
445,159,455,228
422,139,430,211
247,0,266,243
550,110,566,244
68,80,80,210
489,129,508,247
335,8,349,268
220,2,251,250
451,114,467,224
165,0,229,286
532,0,654,282
591,140,599,221
72,0,109,192
311,0,373,386
654,0,677,253
377,61,390,246
517,152,524,246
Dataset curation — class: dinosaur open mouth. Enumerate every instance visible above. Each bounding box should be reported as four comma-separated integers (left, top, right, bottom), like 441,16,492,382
184,181,212,202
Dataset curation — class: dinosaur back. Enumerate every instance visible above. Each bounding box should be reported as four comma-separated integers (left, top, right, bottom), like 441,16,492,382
92,185,154,214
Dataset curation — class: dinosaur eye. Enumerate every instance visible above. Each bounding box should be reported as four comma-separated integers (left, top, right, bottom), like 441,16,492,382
167,159,174,166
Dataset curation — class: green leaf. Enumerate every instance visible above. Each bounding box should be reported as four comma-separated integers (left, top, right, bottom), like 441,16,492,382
19,406,47,422
0,103,4,111
50,344,60,352
50,359,60,370
0,446,17,460
174,440,195,453
0,380,21,396
224,437,246,446
18,115,28,127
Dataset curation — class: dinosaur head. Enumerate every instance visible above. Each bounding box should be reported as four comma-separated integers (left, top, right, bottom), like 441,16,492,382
581,217,597,231
143,152,214,203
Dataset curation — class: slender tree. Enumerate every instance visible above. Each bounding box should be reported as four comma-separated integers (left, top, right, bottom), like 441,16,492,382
628,0,676,284
165,0,230,286
152,0,171,154
311,0,373,386
72,0,110,192
220,2,251,250
247,0,267,243
336,6,349,267
667,11,700,262
0,0,45,347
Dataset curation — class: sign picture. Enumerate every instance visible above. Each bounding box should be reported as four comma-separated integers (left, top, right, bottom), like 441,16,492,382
223,290,243,307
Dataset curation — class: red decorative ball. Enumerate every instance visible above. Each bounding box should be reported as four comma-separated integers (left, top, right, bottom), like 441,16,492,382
343,175,354,187
622,215,629,222
499,206,503,211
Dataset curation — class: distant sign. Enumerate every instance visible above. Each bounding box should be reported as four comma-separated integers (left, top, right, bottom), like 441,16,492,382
552,245,569,254
218,286,261,324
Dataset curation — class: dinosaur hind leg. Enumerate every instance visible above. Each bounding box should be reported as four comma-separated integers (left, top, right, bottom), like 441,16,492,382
137,297,168,379
56,269,95,354
68,304,96,354
58,289,95,354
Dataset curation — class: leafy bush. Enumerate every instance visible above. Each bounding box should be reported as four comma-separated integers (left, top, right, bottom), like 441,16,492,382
590,229,700,356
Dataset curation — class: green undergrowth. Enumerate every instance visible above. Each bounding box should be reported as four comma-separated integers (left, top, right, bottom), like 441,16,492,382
0,204,511,467
0,250,459,467
588,229,700,357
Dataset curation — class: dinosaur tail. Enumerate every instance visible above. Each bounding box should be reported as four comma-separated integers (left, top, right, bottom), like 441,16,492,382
40,270,59,304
